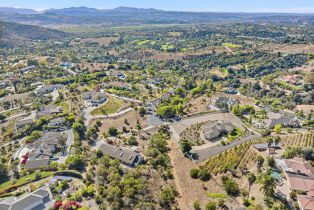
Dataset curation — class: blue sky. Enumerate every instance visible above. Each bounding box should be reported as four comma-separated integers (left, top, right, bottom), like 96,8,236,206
1,0,314,13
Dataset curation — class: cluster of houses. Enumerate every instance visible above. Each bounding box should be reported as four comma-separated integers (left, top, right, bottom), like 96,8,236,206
276,157,314,210
15,104,63,132
22,132,66,170
253,110,302,129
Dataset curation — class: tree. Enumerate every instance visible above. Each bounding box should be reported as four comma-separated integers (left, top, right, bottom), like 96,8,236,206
159,185,177,207
257,170,276,197
257,155,264,171
66,155,84,171
72,123,85,135
108,127,118,136
221,176,239,196
247,173,256,197
156,105,176,118
267,157,276,167
198,168,211,181
0,114,6,122
0,163,8,184
205,201,217,210
180,139,192,153
273,124,282,134
267,137,273,156
190,168,200,179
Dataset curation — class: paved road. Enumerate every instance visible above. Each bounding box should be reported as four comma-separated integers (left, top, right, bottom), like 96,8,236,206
147,114,164,127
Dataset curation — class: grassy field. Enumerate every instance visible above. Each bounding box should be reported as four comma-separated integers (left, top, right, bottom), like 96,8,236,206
55,101,69,113
91,97,123,116
223,43,241,48
0,171,53,194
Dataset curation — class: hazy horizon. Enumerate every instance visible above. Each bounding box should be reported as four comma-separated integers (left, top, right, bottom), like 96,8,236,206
1,0,314,13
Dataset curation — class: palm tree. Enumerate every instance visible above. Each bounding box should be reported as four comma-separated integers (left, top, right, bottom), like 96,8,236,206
257,170,276,197
267,137,273,156
274,136,280,154
247,172,256,197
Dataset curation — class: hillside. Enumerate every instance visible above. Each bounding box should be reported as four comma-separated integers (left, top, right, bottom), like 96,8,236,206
0,21,70,48
0,7,39,15
0,7,313,26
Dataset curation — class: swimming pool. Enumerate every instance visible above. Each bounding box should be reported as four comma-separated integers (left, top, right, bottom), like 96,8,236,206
271,170,281,180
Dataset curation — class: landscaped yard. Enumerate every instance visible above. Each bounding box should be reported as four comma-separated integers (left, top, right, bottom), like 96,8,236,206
0,171,53,195
91,97,123,116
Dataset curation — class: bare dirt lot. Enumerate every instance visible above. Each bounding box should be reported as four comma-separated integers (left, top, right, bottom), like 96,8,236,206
296,104,314,115
185,93,256,116
95,109,149,134
261,43,314,54
293,60,314,73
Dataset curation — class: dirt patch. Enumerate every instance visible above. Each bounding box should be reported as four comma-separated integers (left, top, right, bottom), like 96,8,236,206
186,95,211,115
293,60,314,73
261,43,314,54
77,63,111,71
296,104,314,115
95,110,148,134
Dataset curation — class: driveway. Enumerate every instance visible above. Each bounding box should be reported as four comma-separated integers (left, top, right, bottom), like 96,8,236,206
190,131,262,162
58,129,74,164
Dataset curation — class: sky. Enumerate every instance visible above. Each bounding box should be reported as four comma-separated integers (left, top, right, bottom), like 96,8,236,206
1,0,314,13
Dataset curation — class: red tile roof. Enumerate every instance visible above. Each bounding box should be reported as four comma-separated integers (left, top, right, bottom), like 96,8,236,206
298,195,314,210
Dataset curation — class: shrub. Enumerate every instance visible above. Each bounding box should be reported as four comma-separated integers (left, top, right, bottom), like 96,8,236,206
198,168,211,181
190,168,200,179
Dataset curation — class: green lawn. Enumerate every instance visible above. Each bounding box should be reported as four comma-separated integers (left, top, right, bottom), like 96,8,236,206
91,97,123,116
0,171,53,194
55,101,69,113
223,42,241,48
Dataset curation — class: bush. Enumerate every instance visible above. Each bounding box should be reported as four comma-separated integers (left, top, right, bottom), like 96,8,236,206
108,127,118,136
190,168,200,179
205,201,217,210
198,168,211,181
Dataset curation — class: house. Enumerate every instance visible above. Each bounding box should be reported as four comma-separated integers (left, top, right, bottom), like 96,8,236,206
276,158,314,193
48,117,66,129
202,120,234,141
252,143,281,152
19,65,36,74
264,112,302,129
35,84,64,95
24,132,65,170
298,195,314,210
82,90,107,105
214,97,237,112
0,186,51,210
60,62,73,67
15,118,35,132
37,104,62,118
25,158,50,170
98,143,143,167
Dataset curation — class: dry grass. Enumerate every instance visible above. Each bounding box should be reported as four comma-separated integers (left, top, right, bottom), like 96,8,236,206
261,43,314,54
70,36,120,46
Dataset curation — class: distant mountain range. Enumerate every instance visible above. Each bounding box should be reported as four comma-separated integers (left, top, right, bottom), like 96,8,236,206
0,21,69,48
0,6,313,26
